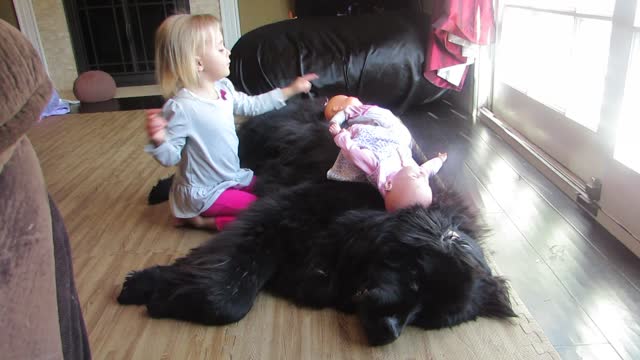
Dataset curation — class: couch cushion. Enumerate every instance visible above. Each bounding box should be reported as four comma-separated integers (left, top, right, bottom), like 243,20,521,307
0,20,52,158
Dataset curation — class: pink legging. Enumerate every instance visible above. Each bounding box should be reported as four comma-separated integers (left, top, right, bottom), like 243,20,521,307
200,176,258,230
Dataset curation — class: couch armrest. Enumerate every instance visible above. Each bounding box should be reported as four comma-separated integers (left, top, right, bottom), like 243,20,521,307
0,136,63,359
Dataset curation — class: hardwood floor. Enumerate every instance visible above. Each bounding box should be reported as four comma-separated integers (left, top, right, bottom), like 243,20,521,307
27,98,640,359
401,101,640,360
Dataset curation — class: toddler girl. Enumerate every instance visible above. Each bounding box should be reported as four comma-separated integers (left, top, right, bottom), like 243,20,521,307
146,14,317,230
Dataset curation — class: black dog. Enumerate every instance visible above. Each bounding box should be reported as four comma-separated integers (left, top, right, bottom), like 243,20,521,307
121,100,515,345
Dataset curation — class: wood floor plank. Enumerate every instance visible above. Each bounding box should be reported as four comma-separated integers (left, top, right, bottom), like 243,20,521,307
471,121,640,292
482,212,607,347
555,344,622,360
450,164,503,213
402,105,502,214
442,116,640,359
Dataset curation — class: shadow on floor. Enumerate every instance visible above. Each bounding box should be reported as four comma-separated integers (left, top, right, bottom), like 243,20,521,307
73,96,164,113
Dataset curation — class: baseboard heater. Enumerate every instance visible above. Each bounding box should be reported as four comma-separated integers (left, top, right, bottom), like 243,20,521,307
478,107,640,258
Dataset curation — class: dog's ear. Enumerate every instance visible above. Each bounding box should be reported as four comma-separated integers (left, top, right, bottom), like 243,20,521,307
479,276,517,318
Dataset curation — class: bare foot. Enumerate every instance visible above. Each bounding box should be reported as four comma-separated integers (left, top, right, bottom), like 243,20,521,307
173,216,218,231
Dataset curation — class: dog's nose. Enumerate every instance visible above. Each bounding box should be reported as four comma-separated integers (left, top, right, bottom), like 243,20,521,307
362,315,404,346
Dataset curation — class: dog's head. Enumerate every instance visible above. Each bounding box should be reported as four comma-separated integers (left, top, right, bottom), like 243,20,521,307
347,202,515,346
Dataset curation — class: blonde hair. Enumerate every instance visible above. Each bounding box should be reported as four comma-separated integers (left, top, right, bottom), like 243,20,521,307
155,14,222,98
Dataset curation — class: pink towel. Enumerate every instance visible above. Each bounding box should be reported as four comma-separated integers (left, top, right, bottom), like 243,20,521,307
424,0,495,91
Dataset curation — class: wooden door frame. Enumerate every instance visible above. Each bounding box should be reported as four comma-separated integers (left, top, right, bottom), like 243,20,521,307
220,0,241,49
11,0,48,74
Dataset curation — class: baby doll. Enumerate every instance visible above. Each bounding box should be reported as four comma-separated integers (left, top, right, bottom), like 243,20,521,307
325,95,447,211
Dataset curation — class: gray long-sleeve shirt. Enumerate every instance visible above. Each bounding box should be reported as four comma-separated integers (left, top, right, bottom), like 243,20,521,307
145,78,286,218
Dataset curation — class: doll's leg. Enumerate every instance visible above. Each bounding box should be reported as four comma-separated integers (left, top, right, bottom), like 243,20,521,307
334,132,377,175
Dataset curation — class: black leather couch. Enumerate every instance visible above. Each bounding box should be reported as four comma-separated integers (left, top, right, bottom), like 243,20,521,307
229,11,446,114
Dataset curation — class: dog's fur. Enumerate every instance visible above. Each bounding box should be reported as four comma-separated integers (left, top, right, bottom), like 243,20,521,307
119,99,515,345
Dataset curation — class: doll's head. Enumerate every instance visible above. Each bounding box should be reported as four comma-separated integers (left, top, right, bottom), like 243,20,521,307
324,95,363,120
383,164,434,212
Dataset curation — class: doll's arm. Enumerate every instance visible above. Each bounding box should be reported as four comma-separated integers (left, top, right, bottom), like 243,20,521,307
334,130,378,175
329,111,347,128
420,152,447,176
344,106,399,128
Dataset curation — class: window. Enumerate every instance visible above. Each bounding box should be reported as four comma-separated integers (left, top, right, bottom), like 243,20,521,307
491,0,640,247
496,3,612,131
495,0,640,174
63,0,189,86
614,7,640,173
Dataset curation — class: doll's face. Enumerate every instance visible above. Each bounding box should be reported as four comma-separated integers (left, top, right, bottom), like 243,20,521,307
383,165,433,211
324,95,363,120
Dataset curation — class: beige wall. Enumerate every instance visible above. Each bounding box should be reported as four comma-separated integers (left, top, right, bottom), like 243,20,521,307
190,0,221,18
33,0,76,92
238,0,291,35
32,0,222,92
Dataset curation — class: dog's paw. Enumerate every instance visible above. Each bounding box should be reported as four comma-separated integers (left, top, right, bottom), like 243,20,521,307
117,269,157,305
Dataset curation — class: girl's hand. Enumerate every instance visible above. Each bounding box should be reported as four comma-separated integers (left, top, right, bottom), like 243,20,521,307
145,108,168,145
281,73,319,99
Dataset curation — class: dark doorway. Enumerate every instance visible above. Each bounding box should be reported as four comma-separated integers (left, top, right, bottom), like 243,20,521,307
63,0,189,87
0,0,19,28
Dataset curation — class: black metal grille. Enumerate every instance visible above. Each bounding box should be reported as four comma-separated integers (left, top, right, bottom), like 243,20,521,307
64,0,190,86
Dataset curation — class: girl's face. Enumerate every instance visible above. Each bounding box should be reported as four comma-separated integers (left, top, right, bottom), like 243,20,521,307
196,28,231,83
